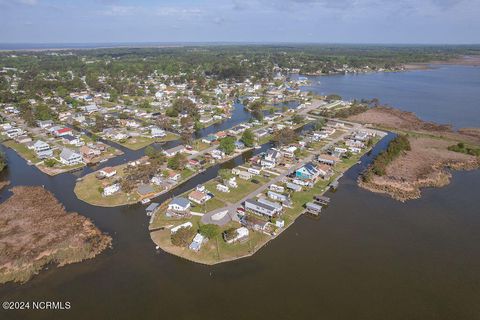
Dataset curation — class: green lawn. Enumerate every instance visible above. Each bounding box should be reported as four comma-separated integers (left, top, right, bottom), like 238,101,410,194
117,133,179,150
204,176,268,204
2,140,39,163
190,197,226,213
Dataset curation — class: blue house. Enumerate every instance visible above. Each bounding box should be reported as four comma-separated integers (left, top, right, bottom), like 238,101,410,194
295,163,320,180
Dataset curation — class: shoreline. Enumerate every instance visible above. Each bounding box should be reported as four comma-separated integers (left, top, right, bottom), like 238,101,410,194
347,107,480,202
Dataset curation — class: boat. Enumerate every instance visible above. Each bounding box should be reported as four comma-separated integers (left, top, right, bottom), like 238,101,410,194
140,198,151,205
254,145,261,149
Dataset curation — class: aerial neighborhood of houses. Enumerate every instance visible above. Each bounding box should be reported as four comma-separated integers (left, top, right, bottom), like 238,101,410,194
0,61,386,264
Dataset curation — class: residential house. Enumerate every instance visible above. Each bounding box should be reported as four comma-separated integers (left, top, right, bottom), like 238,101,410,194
224,227,249,244
238,170,253,180
286,182,302,192
269,184,285,193
188,190,210,205
145,203,160,216
62,134,82,146
163,145,185,157
244,198,281,218
99,167,117,178
216,184,230,193
137,184,155,198
37,120,53,128
103,183,120,196
151,127,166,138
317,154,339,166
316,164,334,179
267,191,289,203
167,197,191,213
170,222,193,234
59,148,83,165
189,233,205,252
211,149,225,160
295,163,320,180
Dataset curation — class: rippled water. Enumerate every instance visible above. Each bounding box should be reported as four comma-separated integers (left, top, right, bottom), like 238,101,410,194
1,66,480,320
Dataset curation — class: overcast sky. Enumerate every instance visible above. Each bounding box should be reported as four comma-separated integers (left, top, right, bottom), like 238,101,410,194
0,0,479,44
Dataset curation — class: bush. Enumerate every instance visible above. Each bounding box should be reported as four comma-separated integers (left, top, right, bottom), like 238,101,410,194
363,135,410,179
199,224,220,239
171,227,195,247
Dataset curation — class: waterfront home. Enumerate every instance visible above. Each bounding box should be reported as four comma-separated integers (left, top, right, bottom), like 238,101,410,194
59,148,83,165
164,170,180,182
265,148,281,162
170,222,193,234
31,140,50,153
282,146,297,158
231,167,241,175
168,197,191,213
211,149,226,160
346,139,365,148
241,215,271,233
258,198,283,212
145,202,160,216
354,131,369,141
216,184,230,193
296,163,320,180
317,164,334,179
306,202,322,214
349,146,362,154
244,198,280,218
189,233,205,252
80,145,101,161
103,183,120,196
202,134,217,144
317,154,339,166
224,227,249,244
163,145,185,157
99,167,117,178
151,175,164,186
188,190,210,205
151,127,166,138
260,158,276,169
137,184,155,198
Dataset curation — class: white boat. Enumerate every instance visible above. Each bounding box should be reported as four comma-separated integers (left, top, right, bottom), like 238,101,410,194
141,198,151,205
254,145,261,149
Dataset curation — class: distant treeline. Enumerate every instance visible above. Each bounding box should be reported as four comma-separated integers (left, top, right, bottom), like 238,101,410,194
362,135,411,181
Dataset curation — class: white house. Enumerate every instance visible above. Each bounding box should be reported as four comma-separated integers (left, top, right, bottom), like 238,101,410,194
103,183,120,196
189,233,205,252
151,127,166,138
211,149,226,160
216,184,230,193
170,222,193,234
227,177,238,188
269,184,285,193
168,197,191,212
225,227,249,244
59,148,83,165
99,167,117,178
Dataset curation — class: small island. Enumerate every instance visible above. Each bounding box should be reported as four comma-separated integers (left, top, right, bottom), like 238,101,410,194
0,186,112,284
345,107,480,201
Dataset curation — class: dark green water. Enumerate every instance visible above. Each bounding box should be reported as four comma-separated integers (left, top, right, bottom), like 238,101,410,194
1,66,480,320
